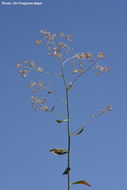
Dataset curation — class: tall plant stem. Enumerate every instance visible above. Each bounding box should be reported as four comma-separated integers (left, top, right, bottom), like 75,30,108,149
61,63,71,190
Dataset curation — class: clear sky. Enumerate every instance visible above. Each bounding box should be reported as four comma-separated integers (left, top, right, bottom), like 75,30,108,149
0,0,127,190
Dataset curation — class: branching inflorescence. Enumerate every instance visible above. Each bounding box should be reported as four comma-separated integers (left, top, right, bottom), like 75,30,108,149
15,30,112,190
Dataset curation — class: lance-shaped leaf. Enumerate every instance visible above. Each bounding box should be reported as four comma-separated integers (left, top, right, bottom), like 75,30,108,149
49,148,68,155
63,167,71,175
56,119,68,123
51,106,55,112
70,126,85,136
71,180,92,187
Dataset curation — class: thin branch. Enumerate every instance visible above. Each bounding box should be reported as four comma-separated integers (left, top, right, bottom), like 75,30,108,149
51,110,66,118
51,91,66,104
71,58,99,86
62,55,77,66
42,71,62,76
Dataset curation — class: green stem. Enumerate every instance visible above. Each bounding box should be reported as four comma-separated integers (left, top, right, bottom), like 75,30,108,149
66,89,71,190
61,63,71,190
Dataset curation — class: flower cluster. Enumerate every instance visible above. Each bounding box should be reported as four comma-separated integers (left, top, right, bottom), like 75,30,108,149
70,52,108,76
75,52,93,60
29,81,52,93
29,81,54,112
31,96,46,104
90,105,112,119
96,65,110,75
15,60,44,78
15,30,111,116
67,52,93,74
18,69,27,78
66,52,108,76
29,81,43,92
98,52,105,59
31,96,49,111
99,105,112,114
35,30,73,60
35,40,42,45
59,32,72,41
40,30,56,42
47,41,67,59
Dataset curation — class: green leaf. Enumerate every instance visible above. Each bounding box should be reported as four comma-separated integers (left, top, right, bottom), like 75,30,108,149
51,106,55,112
56,119,68,123
49,148,68,155
70,127,85,136
63,167,71,175
71,180,92,186
56,120,63,123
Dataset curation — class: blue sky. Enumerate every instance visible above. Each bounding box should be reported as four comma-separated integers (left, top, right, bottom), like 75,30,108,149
0,0,127,189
